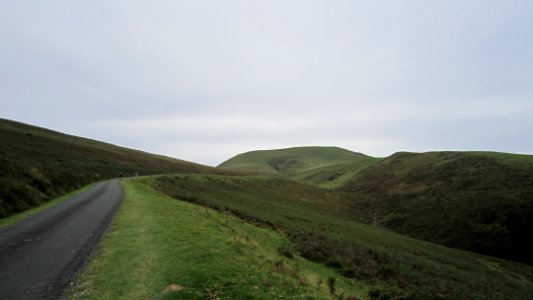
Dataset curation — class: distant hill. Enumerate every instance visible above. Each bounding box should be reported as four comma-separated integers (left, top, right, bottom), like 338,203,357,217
221,147,533,265
290,155,382,188
341,151,533,264
0,118,220,218
218,146,379,187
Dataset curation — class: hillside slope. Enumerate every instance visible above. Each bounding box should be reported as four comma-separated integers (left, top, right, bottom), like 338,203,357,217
342,151,533,265
291,156,382,188
0,118,219,218
221,147,533,265
218,146,378,187
154,174,533,299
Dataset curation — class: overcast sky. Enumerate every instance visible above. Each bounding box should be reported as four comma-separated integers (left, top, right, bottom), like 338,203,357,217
1,1,532,165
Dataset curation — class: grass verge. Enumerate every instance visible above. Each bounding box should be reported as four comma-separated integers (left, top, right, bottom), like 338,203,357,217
71,178,368,299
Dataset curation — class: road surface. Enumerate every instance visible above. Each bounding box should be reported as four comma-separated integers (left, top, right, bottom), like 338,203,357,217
0,180,123,299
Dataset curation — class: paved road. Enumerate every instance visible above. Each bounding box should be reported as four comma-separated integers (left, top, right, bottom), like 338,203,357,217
0,180,123,299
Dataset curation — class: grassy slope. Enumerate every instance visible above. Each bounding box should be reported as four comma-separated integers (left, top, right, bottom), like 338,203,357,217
73,179,368,299
341,151,533,265
155,174,533,300
220,147,533,265
4,119,531,298
218,146,369,176
0,118,220,218
291,156,382,188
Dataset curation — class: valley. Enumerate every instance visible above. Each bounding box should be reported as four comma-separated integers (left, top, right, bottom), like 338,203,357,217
1,120,532,299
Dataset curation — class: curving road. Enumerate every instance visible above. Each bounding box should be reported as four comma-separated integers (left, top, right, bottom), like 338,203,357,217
0,180,123,299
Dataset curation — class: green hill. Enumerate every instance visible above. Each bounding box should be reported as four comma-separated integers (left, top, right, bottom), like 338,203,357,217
290,156,382,188
218,146,378,187
220,147,533,265
3,120,532,298
341,151,533,265
148,174,533,299
0,118,219,218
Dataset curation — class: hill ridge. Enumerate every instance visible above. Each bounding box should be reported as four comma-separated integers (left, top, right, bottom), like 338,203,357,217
0,118,219,218
219,146,371,176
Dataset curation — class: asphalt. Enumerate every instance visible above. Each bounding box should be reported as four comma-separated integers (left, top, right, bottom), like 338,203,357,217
0,180,123,299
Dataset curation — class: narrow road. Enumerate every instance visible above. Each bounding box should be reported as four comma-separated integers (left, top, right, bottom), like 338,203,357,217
0,180,123,299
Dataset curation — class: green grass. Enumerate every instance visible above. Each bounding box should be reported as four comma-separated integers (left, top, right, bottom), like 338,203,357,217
218,146,380,188
220,147,533,265
291,156,382,188
0,182,96,228
341,151,533,264
0,118,222,218
155,174,533,300
4,119,533,298
218,146,369,176
72,178,369,299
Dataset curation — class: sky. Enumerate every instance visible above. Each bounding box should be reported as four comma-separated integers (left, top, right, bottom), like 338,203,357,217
1,1,532,166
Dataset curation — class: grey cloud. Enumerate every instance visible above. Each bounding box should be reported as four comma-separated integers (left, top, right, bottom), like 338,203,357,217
1,1,532,165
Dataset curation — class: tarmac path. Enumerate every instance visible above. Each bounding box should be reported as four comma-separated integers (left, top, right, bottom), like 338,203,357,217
0,180,123,299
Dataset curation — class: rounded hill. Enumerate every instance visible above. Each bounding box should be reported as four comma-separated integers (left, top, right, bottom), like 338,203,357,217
218,146,370,176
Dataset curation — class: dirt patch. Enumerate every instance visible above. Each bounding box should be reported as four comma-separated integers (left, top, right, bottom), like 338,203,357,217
164,284,184,293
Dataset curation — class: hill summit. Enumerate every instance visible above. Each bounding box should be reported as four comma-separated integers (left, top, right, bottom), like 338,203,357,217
219,146,368,175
